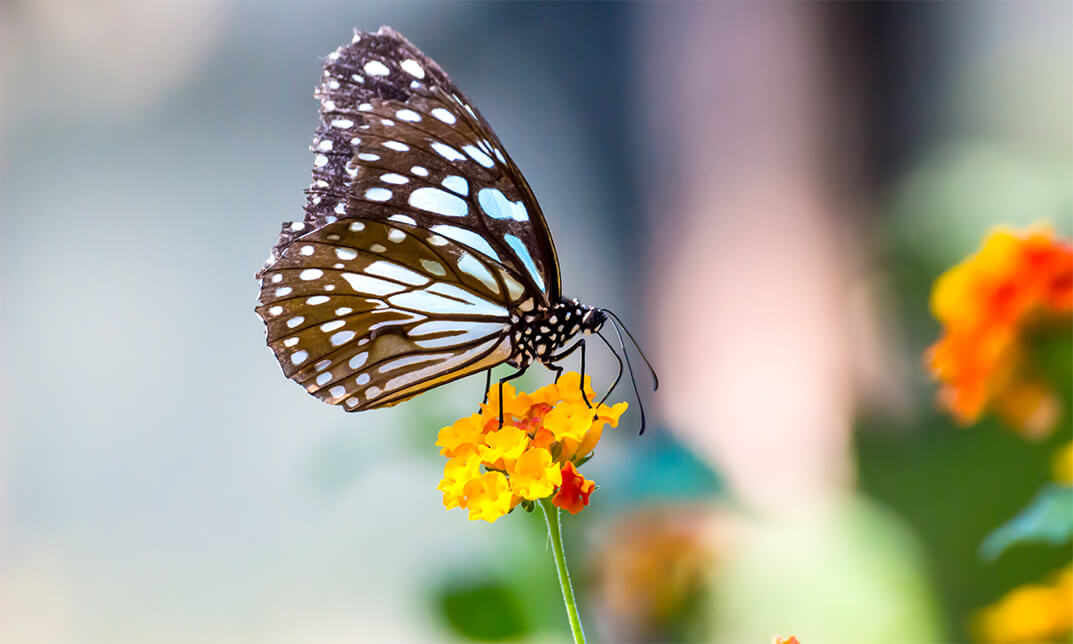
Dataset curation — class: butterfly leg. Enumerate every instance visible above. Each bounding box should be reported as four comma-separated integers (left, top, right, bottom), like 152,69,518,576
482,368,492,404
547,339,594,411
497,367,527,428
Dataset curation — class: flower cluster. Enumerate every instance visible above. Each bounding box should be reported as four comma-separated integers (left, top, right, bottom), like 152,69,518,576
974,566,1072,643
436,372,627,523
926,226,1072,436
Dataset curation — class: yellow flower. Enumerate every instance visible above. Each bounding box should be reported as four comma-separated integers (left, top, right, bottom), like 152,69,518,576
438,444,480,510
463,471,513,523
926,225,1072,437
509,447,562,500
479,425,529,470
479,381,531,422
561,401,628,461
543,401,593,442
1054,442,1073,484
974,566,1073,643
434,372,628,523
553,371,598,405
436,413,484,457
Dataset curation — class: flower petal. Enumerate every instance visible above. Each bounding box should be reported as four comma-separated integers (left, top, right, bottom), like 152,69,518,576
552,462,596,514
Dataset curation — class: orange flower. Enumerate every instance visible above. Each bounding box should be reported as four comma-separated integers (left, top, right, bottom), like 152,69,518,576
552,462,596,514
773,638,801,644
435,373,626,523
926,226,1072,436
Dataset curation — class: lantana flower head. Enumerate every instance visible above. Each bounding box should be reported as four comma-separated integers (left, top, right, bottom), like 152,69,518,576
435,374,627,523
926,225,1072,437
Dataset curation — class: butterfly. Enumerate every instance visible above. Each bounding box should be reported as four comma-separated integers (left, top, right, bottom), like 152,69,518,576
256,27,656,429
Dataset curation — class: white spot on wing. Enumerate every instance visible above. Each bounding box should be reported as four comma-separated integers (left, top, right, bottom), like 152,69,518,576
429,225,502,262
401,59,425,78
409,187,468,217
462,145,494,168
456,252,500,294
504,234,546,293
441,175,468,195
330,330,356,346
377,354,445,374
381,173,408,184
291,350,309,365
395,109,421,122
365,260,430,286
388,214,417,226
430,142,466,162
340,273,408,296
388,283,508,317
478,188,529,222
363,60,390,76
365,188,392,202
409,320,507,348
420,259,446,276
430,108,457,124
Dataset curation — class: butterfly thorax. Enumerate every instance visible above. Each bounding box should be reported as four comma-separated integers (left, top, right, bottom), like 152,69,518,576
507,299,605,369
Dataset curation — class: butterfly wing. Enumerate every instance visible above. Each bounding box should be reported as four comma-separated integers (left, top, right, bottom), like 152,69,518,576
264,26,561,305
257,217,531,410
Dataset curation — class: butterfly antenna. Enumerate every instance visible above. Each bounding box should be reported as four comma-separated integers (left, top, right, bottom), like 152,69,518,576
596,330,625,407
603,309,659,390
606,313,647,435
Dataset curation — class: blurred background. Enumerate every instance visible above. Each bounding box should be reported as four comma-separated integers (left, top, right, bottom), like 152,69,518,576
2,2,1071,643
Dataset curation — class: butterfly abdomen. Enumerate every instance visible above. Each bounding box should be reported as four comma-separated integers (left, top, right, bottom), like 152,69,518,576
508,299,605,368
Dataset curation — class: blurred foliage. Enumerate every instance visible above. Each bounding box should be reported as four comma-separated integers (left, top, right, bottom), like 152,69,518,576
856,410,1071,642
434,577,530,641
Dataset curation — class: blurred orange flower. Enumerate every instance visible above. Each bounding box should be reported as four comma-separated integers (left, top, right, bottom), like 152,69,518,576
974,566,1073,643
773,637,801,644
926,226,1073,437
435,373,625,523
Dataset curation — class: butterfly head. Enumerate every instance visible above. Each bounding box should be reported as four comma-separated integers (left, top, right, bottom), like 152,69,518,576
579,303,607,335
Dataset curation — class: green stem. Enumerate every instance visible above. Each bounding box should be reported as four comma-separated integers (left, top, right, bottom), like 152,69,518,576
538,498,586,644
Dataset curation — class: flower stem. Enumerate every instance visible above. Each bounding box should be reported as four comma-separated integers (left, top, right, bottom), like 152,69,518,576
538,498,586,644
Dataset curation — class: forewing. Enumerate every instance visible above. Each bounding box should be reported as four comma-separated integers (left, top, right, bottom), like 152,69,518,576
256,218,530,410
264,26,561,303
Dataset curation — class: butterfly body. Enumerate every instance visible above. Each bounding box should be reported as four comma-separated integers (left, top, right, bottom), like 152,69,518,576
507,300,605,369
256,27,647,416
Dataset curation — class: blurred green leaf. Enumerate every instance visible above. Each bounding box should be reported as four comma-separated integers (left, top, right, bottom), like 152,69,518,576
434,578,530,641
981,484,1073,560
